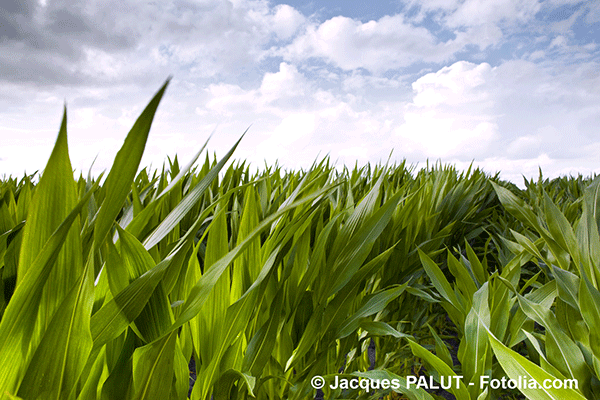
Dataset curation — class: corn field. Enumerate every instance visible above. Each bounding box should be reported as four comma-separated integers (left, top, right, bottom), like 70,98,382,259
1,80,599,400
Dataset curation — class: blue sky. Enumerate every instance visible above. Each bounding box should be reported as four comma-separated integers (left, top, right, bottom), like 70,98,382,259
1,0,599,184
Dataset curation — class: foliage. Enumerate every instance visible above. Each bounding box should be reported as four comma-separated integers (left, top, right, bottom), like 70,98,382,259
0,80,597,400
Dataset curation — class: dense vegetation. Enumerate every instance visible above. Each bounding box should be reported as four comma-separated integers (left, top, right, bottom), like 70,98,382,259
1,80,598,400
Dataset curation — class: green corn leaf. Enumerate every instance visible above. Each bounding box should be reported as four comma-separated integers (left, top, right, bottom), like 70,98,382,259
17,259,94,400
552,266,579,309
507,280,557,347
362,321,413,339
194,249,281,399
447,251,478,307
1,393,24,400
516,293,589,385
16,106,84,349
100,330,135,400
116,226,174,343
90,250,178,350
407,339,470,400
242,289,283,376
328,171,385,255
105,239,130,295
486,327,586,400
489,273,514,343
212,369,256,400
491,181,542,232
169,184,331,333
579,271,600,358
17,106,81,289
352,370,435,400
292,213,342,306
286,245,396,371
94,78,170,247
172,338,189,400
131,330,178,400
543,191,580,269
427,325,453,368
576,177,600,284
325,190,404,299
406,286,440,304
90,197,212,350
231,185,261,301
522,330,567,380
465,242,486,286
418,249,464,322
143,131,246,250
193,205,230,366
76,347,107,400
0,184,96,395
510,229,545,262
459,282,491,399
336,283,407,338
475,388,489,400
152,132,212,202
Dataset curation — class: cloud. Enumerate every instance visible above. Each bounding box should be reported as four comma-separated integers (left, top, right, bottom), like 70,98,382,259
271,4,306,40
405,0,542,27
195,61,397,168
411,61,492,107
394,61,498,158
403,0,600,52
2,0,600,185
506,134,543,158
279,14,466,73
203,62,311,116
276,0,586,74
444,0,541,28
0,0,307,86
260,62,310,106
256,112,316,158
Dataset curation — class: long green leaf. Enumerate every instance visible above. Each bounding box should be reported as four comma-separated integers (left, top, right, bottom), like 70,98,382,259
580,272,600,358
143,131,246,250
516,294,589,384
0,184,96,394
94,78,170,247
15,105,83,360
169,184,331,333
131,330,178,400
408,339,470,400
487,327,586,400
18,260,94,400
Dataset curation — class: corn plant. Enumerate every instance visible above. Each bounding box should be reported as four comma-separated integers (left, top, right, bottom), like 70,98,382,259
1,78,598,400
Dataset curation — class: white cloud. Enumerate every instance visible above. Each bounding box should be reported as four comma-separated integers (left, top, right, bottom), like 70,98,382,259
444,0,541,28
394,61,498,158
584,2,600,23
257,112,316,158
202,62,311,117
188,55,600,179
405,0,544,50
411,61,492,107
3,0,600,186
506,134,543,158
260,63,310,105
271,4,306,40
549,35,568,48
280,14,460,73
1,0,310,85
463,152,600,188
529,50,545,60
204,83,256,117
341,71,406,94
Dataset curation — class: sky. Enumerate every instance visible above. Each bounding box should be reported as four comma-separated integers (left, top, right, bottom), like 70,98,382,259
1,0,599,184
